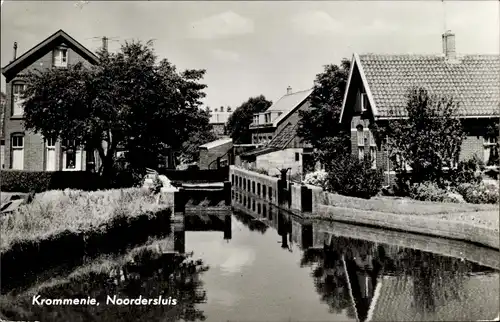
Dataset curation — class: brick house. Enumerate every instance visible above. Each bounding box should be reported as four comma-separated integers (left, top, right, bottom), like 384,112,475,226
339,31,500,185
237,87,316,176
1,30,100,171
0,92,6,169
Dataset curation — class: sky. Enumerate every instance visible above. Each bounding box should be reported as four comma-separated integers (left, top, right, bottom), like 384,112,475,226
1,1,499,110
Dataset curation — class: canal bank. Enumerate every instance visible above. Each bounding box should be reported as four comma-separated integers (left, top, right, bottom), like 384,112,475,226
230,166,500,250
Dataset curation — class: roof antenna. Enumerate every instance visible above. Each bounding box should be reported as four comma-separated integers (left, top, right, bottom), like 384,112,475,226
442,0,447,32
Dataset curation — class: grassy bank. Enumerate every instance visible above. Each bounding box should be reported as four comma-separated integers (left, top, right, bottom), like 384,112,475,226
319,191,499,216
0,188,173,253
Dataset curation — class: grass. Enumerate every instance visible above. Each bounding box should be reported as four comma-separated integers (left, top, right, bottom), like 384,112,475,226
320,191,499,216
0,188,174,253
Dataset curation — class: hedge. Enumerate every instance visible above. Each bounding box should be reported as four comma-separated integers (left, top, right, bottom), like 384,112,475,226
0,170,108,193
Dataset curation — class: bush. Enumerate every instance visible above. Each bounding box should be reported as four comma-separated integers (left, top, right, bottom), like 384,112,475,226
456,182,499,204
410,181,455,202
0,170,107,193
326,155,383,199
303,170,328,189
447,156,483,187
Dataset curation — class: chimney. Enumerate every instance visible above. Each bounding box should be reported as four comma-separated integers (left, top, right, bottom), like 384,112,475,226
286,86,292,95
102,36,108,52
220,106,224,112
442,30,456,60
13,42,18,61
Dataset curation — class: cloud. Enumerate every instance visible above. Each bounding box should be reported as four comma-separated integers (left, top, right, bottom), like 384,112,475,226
290,11,344,35
188,11,254,40
210,49,241,62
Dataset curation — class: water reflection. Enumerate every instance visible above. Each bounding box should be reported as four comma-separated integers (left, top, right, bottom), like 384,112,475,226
1,243,209,322
232,190,500,322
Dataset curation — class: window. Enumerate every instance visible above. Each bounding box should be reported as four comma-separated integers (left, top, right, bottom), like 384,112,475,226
11,134,24,170
63,139,80,170
12,83,26,116
395,154,412,171
45,137,57,171
358,147,365,161
295,153,300,162
484,137,499,166
369,131,376,169
54,48,68,67
370,147,377,169
268,136,272,141
361,93,368,112
357,126,364,160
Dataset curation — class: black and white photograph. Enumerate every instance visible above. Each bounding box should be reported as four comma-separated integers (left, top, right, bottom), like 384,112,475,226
0,1,499,321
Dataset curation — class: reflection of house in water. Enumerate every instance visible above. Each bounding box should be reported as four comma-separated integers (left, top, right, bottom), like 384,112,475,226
232,190,500,322
231,189,314,251
174,214,232,254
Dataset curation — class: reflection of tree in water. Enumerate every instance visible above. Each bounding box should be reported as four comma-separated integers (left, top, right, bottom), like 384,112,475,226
1,249,209,322
232,210,268,234
299,234,489,321
300,246,352,315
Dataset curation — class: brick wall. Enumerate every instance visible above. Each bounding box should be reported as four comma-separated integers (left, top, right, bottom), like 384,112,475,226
198,141,233,169
3,44,96,170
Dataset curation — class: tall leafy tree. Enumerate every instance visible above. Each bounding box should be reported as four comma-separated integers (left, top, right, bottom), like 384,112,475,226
378,87,466,186
22,41,208,179
226,95,272,144
297,59,351,164
178,107,217,164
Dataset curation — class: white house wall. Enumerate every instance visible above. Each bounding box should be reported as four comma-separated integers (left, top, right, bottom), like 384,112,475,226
255,148,303,176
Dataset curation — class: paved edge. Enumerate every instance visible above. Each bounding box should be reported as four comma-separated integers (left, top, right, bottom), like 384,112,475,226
310,204,500,250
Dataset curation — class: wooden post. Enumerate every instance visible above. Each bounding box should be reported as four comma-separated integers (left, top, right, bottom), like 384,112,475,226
224,181,231,206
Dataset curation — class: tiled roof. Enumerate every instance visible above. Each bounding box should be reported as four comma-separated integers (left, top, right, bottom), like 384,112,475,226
267,89,313,126
358,54,500,118
267,122,298,149
369,273,499,321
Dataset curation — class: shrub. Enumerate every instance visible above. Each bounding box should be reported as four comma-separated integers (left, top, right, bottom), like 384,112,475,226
326,155,383,199
447,156,483,187
0,170,107,193
410,181,454,202
303,170,328,189
248,167,269,176
456,182,499,204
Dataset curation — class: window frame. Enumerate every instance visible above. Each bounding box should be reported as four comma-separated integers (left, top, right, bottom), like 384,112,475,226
484,136,499,166
295,152,300,162
11,83,27,117
360,93,368,112
54,47,69,67
11,134,24,148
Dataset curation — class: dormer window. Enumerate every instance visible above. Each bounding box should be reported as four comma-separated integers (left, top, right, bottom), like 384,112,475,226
361,93,368,112
54,47,68,67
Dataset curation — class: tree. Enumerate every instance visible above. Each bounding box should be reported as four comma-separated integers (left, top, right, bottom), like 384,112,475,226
226,95,272,144
178,107,217,164
22,41,209,180
297,59,351,164
379,87,466,186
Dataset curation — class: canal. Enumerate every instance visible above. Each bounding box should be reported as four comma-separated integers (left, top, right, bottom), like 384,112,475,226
1,191,499,322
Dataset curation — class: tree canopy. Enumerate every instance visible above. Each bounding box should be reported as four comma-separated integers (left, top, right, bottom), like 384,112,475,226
375,87,466,185
297,59,351,164
226,95,272,144
22,41,209,177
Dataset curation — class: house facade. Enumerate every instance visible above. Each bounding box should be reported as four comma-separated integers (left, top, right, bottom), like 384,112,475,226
209,106,232,138
0,92,6,169
237,87,315,177
339,31,500,185
1,30,100,172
